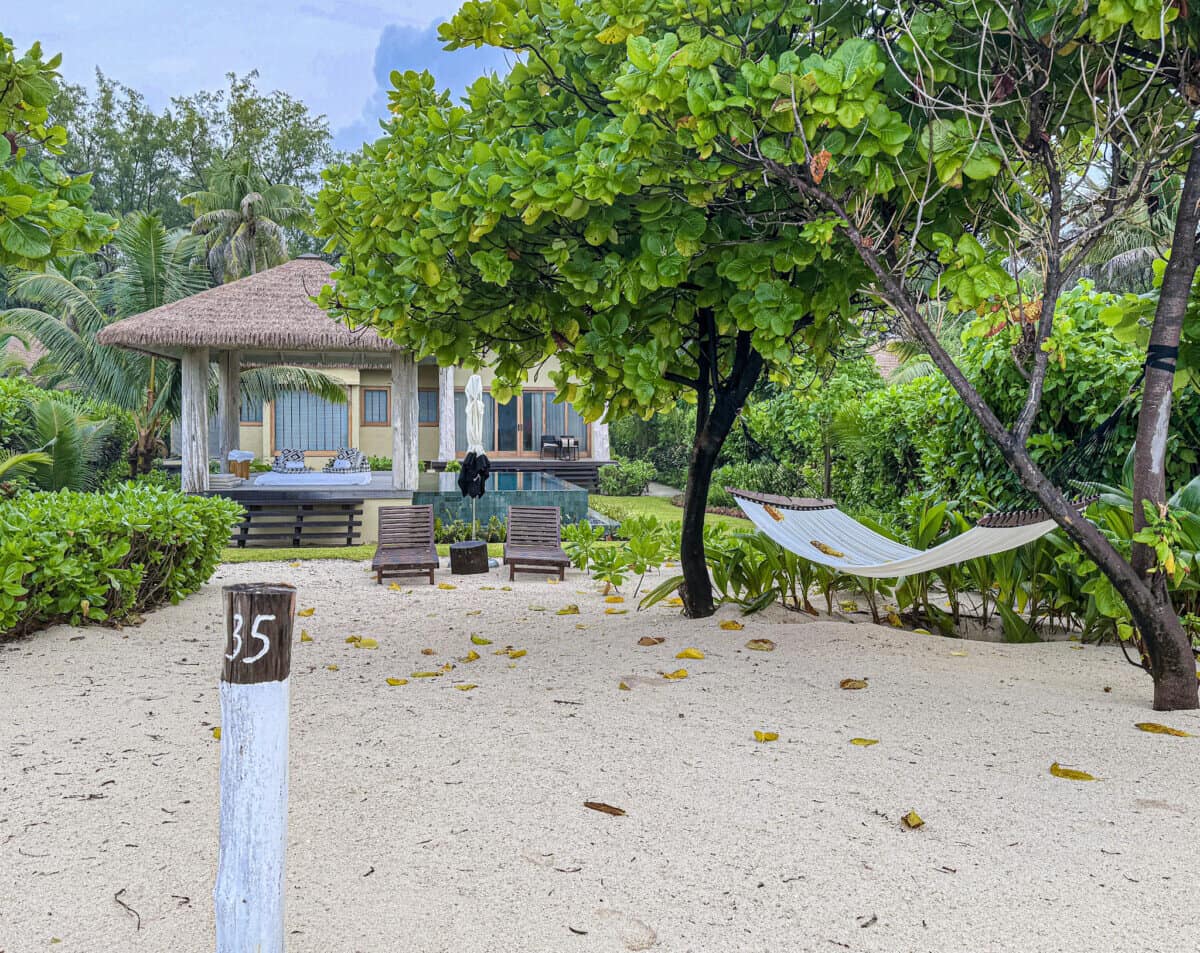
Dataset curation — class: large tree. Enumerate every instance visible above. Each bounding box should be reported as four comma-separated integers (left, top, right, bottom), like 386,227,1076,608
314,58,870,617
0,33,116,269
584,0,1199,707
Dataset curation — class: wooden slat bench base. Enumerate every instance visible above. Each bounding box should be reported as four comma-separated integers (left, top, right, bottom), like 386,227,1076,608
231,500,364,548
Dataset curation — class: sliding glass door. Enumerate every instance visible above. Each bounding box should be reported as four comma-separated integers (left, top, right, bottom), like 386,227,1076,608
456,388,589,456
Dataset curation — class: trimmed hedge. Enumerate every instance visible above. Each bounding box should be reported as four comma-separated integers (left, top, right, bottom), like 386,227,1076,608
0,485,243,637
598,457,655,496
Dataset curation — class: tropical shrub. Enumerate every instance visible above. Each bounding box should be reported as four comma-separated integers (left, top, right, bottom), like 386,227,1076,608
0,484,242,637
433,515,506,543
707,461,807,508
608,401,697,487
598,457,655,496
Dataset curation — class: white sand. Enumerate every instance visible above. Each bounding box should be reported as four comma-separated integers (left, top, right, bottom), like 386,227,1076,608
2,560,1199,953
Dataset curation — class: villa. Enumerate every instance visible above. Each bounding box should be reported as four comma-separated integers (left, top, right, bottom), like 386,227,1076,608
95,255,611,543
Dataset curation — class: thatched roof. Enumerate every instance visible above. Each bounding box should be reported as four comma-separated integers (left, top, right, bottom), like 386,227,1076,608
96,255,403,366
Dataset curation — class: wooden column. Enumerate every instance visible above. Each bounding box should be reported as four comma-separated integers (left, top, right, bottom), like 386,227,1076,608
215,583,295,953
216,350,242,473
180,347,210,493
437,365,456,461
391,352,418,490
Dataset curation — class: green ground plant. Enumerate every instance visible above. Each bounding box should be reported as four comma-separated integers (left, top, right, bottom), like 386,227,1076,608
0,484,241,637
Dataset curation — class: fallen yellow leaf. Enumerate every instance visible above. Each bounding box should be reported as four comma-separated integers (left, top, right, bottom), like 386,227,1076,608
605,608,628,615
810,539,845,557
471,634,492,645
420,647,436,655
1050,762,1096,781
454,684,478,692
501,586,512,591
666,597,683,607
745,638,775,652
411,671,441,678
575,623,588,630
298,607,315,617
388,582,403,591
618,681,631,691
211,726,221,740
901,810,924,829
299,630,312,643
719,620,744,631
850,738,879,747
638,636,664,646
461,650,480,663
326,664,339,671
949,651,968,657
557,605,580,615
385,677,408,686
753,730,779,743
529,605,547,612
838,600,858,612
480,586,495,591
508,649,527,659
437,583,457,590
356,638,379,650
676,647,705,660
466,609,481,616
605,595,625,604
440,662,453,672
839,678,868,690
289,561,301,568
912,627,931,635
547,577,559,584
663,669,688,680
1135,722,1192,737
886,612,903,627
345,635,361,644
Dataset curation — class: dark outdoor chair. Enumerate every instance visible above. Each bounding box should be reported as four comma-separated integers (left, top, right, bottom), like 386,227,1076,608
539,434,562,459
504,505,571,580
371,505,439,585
558,435,580,461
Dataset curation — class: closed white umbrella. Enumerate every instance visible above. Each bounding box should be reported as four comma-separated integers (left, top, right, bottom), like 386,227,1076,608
461,374,489,539
465,374,485,454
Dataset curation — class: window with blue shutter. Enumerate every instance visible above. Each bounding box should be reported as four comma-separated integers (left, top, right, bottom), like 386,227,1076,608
274,391,349,451
362,388,389,425
240,395,263,423
418,389,438,424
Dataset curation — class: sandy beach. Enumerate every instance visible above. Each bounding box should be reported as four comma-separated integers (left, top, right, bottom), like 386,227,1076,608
2,559,1198,953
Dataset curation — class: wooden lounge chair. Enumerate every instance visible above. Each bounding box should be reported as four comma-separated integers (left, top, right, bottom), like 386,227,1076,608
372,505,439,585
504,505,571,580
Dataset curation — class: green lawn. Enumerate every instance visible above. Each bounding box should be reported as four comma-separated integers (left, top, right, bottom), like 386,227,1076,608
589,494,753,532
221,542,505,564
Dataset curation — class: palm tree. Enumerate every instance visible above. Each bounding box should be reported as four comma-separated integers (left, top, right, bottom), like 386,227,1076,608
182,156,309,282
1,211,344,475
26,394,111,491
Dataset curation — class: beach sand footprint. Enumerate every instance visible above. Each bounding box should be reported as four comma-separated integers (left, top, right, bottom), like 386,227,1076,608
595,908,658,950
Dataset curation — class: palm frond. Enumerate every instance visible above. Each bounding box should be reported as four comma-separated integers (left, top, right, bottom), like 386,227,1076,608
239,366,348,404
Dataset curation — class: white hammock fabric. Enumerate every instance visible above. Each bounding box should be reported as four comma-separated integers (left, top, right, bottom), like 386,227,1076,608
731,489,1063,578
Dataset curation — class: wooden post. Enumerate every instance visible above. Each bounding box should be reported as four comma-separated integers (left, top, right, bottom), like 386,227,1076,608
180,347,210,493
391,351,418,491
216,350,242,474
215,583,296,953
437,365,456,462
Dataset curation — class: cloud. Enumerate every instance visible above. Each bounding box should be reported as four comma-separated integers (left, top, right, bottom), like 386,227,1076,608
335,21,513,150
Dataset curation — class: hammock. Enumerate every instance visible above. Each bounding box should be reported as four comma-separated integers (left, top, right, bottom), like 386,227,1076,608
729,489,1091,578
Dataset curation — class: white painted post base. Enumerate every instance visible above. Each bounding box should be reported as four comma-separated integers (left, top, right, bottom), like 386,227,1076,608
215,679,290,953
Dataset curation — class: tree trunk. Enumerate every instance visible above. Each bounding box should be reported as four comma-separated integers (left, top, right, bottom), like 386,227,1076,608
678,326,764,619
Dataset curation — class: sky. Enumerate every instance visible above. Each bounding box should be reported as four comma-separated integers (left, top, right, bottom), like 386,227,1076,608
5,1,513,150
